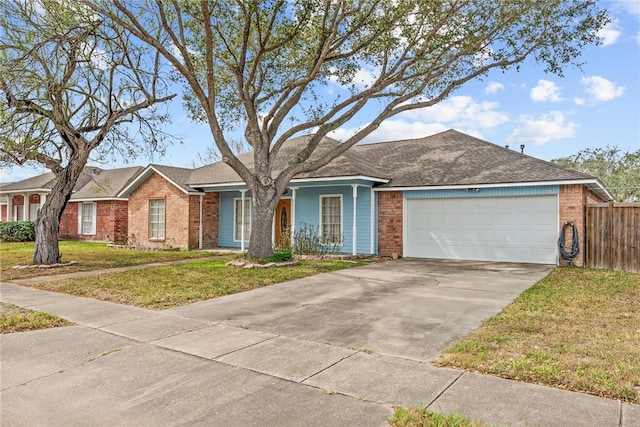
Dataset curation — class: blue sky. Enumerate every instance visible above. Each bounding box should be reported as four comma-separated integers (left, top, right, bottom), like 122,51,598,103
2,0,639,183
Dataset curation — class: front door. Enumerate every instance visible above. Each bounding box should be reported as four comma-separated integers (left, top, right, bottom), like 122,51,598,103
275,199,291,247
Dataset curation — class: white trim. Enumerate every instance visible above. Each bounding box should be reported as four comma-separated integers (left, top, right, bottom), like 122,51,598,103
189,175,390,188
402,197,408,258
374,179,608,192
198,194,204,249
148,198,166,240
319,194,343,246
118,165,201,197
78,201,97,236
70,197,129,202
351,184,358,255
234,193,251,246
370,187,375,255
291,188,297,247
22,195,28,221
0,188,51,195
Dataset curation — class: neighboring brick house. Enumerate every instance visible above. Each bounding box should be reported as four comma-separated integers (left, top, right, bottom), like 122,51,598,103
0,166,141,242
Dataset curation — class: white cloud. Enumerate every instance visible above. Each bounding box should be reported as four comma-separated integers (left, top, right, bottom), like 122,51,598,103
508,111,577,145
597,19,621,47
484,81,505,95
401,95,509,130
614,0,640,17
329,120,450,143
573,97,586,106
580,76,625,101
530,79,563,102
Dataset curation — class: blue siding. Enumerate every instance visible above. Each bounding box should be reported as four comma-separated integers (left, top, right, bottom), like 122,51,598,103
218,191,251,248
294,185,374,255
403,185,559,199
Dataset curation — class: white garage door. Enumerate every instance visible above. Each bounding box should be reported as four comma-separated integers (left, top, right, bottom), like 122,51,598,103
405,195,558,264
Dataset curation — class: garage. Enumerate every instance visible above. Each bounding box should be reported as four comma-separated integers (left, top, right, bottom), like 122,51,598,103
404,195,558,264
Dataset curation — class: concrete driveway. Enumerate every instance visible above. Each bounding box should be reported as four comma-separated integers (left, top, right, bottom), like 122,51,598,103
4,259,633,426
168,258,553,361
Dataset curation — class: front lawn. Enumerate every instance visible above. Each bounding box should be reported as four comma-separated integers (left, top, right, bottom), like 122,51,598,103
18,258,367,309
0,241,224,280
0,302,72,333
435,268,640,403
389,407,490,427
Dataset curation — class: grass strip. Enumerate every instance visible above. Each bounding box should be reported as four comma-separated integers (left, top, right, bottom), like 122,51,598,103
435,267,640,403
0,302,72,333
389,407,491,427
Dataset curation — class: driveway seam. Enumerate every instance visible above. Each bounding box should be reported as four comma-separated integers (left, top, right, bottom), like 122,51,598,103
299,350,359,384
425,370,465,409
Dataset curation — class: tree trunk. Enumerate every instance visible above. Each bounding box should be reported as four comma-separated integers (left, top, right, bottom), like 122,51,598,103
33,153,90,265
247,185,279,259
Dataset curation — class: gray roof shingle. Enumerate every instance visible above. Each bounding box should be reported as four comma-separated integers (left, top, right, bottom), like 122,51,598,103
70,166,143,199
353,130,596,187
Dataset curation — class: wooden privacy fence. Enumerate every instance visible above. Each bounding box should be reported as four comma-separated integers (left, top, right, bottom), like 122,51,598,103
586,203,639,272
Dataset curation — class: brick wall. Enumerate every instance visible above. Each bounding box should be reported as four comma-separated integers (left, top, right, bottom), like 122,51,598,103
187,192,219,249
128,172,192,248
1,204,6,221
377,191,403,258
558,184,604,267
59,202,79,239
58,200,128,241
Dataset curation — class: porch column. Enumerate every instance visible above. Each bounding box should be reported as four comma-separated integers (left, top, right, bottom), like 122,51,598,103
352,184,358,256
22,193,28,220
7,196,12,222
198,194,204,249
39,194,47,221
370,187,375,255
290,187,297,249
240,189,247,252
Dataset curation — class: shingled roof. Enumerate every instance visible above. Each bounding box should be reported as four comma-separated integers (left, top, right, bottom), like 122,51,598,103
353,129,597,187
0,167,116,196
188,135,388,186
70,167,143,199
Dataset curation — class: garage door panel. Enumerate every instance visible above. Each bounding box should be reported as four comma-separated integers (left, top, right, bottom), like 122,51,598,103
405,196,557,264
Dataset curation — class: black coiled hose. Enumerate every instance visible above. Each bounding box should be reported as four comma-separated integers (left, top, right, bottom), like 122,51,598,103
558,221,579,265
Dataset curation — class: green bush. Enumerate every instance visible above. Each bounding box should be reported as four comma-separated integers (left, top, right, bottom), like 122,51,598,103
0,221,36,242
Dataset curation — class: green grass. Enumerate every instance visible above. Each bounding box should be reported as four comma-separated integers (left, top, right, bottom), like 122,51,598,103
389,407,491,427
435,267,640,403
0,241,223,280
0,302,71,333
19,258,366,309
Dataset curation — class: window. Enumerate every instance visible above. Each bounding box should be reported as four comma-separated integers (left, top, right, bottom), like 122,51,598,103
15,205,23,222
77,202,96,235
149,199,165,240
320,195,342,245
234,198,251,241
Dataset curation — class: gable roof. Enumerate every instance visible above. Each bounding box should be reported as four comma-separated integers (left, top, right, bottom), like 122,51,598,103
188,135,389,186
0,166,143,200
354,129,597,187
118,164,201,197
70,167,144,200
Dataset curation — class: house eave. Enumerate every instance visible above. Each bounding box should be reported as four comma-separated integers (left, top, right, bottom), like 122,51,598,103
0,188,52,195
374,179,614,201
189,175,390,190
117,165,198,197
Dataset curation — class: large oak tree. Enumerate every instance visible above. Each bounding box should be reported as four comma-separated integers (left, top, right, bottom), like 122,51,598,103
88,0,608,259
0,0,175,264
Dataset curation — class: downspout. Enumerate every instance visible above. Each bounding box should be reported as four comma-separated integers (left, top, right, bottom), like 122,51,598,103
7,196,12,222
198,194,204,249
352,184,358,256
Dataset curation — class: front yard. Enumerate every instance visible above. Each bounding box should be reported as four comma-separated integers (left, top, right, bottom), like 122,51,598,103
0,241,218,280
435,267,640,404
0,241,367,309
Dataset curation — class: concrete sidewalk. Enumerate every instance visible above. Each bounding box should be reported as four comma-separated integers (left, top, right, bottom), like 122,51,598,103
1,261,639,426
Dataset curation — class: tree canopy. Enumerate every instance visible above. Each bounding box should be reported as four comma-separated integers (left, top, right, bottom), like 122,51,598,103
553,147,640,202
0,0,176,263
88,0,608,258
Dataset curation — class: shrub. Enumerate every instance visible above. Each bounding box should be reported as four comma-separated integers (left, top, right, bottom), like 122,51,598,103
292,222,340,255
0,221,36,242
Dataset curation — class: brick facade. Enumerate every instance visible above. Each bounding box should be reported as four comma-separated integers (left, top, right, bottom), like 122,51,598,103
558,184,603,267
377,191,403,258
128,172,219,249
58,200,128,242
0,204,6,222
